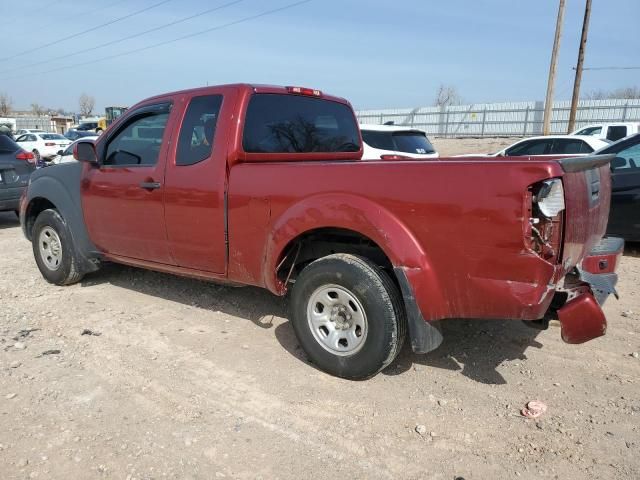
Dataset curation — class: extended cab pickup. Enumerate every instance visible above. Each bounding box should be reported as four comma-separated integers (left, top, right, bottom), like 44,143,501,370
20,84,621,379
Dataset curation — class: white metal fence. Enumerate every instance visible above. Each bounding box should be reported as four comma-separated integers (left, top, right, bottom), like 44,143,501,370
14,116,55,132
356,99,640,138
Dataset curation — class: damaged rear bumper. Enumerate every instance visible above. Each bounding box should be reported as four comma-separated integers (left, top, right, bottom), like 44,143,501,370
556,237,623,344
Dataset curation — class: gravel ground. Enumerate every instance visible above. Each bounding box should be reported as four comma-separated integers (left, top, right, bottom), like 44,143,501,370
1,145,639,479
431,137,524,156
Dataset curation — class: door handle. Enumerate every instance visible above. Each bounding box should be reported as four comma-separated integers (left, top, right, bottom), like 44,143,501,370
139,181,161,190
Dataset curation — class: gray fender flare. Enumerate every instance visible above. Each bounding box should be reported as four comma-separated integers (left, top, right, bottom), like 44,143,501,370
26,164,100,273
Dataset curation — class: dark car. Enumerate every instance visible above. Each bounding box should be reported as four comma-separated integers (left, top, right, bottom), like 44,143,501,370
595,133,640,241
76,122,98,132
0,135,36,214
64,129,98,141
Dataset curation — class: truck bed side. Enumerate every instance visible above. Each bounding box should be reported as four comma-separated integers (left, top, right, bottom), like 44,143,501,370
227,158,584,322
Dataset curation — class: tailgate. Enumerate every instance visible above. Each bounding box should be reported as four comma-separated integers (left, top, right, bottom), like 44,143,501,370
559,155,614,271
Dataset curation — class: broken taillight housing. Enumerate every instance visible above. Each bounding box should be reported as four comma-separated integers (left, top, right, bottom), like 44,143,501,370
527,178,565,262
535,179,565,218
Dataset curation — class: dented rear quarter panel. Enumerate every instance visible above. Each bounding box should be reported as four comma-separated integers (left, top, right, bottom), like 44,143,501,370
227,158,582,322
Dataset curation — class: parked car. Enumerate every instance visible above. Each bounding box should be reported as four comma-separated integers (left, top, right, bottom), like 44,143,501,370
51,136,99,164
592,133,640,241
76,122,99,132
15,132,71,161
359,124,438,159
64,129,99,141
571,122,640,143
20,83,620,379
14,129,46,137
460,135,609,157
0,135,36,214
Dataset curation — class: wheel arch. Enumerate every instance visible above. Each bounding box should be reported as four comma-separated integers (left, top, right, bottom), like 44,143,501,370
25,169,100,273
263,193,447,320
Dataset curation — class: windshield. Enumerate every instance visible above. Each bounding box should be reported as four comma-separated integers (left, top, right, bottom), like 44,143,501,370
40,134,67,140
361,130,435,154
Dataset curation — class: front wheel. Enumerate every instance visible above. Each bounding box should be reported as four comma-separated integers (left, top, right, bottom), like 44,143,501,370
32,209,84,285
289,254,406,379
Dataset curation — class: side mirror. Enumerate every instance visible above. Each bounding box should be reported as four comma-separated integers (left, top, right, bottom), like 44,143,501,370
610,157,626,171
56,149,63,155
73,141,98,164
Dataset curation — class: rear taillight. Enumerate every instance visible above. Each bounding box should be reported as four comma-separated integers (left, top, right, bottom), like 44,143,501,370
16,151,36,164
286,86,322,97
380,154,410,160
45,142,55,146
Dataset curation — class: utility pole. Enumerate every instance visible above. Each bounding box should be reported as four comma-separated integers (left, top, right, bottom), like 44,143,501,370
543,0,566,135
567,0,592,133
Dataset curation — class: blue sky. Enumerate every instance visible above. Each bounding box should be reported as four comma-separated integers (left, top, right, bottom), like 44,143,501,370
0,0,638,112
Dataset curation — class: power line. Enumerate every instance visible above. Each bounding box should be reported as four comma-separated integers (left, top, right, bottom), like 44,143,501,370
0,0,64,24
0,0,245,75
12,0,131,36
575,66,640,71
0,0,313,81
0,0,175,62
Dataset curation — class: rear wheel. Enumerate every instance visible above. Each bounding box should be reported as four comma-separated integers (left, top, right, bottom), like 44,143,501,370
289,254,406,379
32,209,84,285
32,149,40,161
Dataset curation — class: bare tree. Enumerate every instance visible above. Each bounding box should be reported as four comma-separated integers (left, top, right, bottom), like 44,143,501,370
31,103,46,116
433,84,462,108
583,86,640,100
0,92,12,116
79,93,95,116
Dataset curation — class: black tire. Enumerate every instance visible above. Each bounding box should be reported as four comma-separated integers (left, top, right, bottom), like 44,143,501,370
289,254,406,380
32,149,40,161
31,209,84,285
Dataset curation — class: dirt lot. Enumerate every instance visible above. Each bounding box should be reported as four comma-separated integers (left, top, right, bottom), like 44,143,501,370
431,137,523,156
1,140,639,479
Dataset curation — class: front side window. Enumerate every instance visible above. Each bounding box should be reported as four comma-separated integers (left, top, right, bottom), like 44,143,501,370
576,126,602,136
243,94,360,153
176,95,223,166
104,108,169,166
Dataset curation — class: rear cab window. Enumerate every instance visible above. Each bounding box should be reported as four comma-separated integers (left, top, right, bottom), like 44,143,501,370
0,135,18,152
607,126,627,142
242,94,360,154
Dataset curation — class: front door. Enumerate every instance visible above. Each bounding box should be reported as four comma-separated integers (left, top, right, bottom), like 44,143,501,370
81,102,176,263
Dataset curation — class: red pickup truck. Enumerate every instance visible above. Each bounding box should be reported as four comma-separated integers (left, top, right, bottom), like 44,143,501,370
20,84,621,379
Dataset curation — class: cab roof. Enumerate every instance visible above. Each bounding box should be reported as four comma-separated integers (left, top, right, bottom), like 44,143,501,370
140,83,351,106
